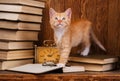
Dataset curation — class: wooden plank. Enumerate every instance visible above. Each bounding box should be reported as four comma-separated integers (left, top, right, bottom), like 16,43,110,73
108,0,119,55
96,0,108,54
0,71,120,81
85,0,97,53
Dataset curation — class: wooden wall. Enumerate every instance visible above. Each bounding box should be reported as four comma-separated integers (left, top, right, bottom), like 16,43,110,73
37,0,120,56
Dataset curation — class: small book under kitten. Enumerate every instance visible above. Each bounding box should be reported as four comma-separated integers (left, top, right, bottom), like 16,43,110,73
49,8,106,67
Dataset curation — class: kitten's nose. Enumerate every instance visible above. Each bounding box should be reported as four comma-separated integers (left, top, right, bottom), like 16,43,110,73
58,20,62,23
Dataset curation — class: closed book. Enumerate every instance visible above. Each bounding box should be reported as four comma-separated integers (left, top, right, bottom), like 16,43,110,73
69,54,119,64
0,59,33,70
0,29,39,41
63,66,85,73
68,62,117,71
0,4,43,15
0,0,45,8
0,21,41,31
0,41,33,50
0,12,42,23
0,50,34,60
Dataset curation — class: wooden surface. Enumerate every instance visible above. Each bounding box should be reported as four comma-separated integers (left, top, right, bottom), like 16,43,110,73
37,0,120,56
0,71,120,81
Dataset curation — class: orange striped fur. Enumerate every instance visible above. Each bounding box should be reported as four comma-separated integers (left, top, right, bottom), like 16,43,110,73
49,8,105,67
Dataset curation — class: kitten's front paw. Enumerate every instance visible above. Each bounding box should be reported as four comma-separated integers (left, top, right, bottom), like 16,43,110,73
57,63,65,67
81,51,88,56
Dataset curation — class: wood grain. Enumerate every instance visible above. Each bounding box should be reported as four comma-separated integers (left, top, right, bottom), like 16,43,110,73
0,71,120,81
37,0,120,56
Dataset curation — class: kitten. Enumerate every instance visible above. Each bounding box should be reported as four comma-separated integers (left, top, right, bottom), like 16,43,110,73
49,8,106,67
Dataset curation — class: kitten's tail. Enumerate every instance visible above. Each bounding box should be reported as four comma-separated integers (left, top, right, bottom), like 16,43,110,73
91,30,106,51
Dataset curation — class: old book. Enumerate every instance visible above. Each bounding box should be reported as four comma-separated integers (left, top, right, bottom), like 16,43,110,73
0,21,41,31
0,50,34,60
69,54,119,64
0,41,33,50
0,0,45,8
0,12,42,23
0,4,43,15
7,64,63,74
63,66,85,72
0,59,33,70
0,29,39,41
68,62,117,71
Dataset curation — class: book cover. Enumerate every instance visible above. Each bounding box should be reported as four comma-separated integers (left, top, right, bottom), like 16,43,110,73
0,29,39,41
0,0,45,8
0,12,42,23
7,64,63,74
69,54,119,64
0,50,34,60
0,4,43,15
0,59,33,70
0,41,33,50
63,66,85,72
0,20,41,31
68,62,117,71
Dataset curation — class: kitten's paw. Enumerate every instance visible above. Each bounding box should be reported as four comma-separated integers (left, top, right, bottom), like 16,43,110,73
81,51,88,56
57,63,65,67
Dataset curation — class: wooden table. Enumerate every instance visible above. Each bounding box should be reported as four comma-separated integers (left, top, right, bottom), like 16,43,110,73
0,71,120,81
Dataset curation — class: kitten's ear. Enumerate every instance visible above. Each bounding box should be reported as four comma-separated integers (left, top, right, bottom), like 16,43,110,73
49,8,56,18
65,8,72,19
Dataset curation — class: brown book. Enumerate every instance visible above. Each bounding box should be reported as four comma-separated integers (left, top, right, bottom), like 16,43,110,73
0,0,45,8
0,12,42,23
69,54,119,64
0,50,34,60
0,21,41,31
0,4,43,15
0,59,33,70
0,41,33,50
68,62,117,71
0,29,39,41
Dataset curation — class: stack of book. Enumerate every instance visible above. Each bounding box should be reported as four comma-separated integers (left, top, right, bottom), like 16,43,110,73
0,0,45,70
68,54,119,71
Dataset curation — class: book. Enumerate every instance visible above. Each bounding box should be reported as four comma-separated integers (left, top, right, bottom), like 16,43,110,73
0,0,45,8
63,66,85,72
68,62,117,71
69,54,119,64
0,50,34,60
0,12,42,23
0,41,33,50
0,59,33,70
0,4,43,15
0,29,39,41
0,20,41,31
7,64,63,74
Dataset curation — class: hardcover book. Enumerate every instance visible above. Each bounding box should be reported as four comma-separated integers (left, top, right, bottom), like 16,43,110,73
0,21,41,31
0,41,33,50
0,59,33,70
69,54,119,64
0,12,42,23
0,4,43,15
0,50,34,60
0,0,45,8
68,62,117,71
0,29,39,41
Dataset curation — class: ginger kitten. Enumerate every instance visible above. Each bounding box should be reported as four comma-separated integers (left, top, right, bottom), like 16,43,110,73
49,8,106,67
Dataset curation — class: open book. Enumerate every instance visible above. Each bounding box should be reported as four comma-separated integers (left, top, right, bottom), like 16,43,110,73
7,64,63,74
7,64,85,74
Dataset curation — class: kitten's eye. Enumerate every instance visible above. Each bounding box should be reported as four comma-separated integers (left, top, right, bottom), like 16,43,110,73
55,17,58,20
62,17,66,20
